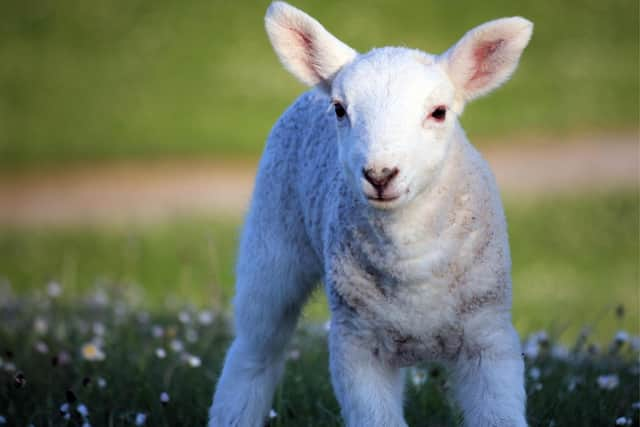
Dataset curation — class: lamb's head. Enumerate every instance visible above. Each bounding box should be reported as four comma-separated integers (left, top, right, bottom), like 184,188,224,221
265,2,532,209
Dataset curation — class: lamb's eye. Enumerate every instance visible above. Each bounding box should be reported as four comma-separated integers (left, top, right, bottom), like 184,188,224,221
430,106,447,122
334,102,347,119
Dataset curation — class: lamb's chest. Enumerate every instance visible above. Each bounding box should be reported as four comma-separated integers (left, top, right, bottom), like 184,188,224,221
329,246,468,366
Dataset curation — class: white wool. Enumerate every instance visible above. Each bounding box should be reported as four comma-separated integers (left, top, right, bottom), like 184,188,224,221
210,2,533,426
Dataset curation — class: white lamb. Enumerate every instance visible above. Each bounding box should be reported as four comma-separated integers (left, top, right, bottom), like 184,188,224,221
210,2,533,426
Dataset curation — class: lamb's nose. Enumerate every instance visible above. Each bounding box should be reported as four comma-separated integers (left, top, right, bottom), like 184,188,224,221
363,167,399,191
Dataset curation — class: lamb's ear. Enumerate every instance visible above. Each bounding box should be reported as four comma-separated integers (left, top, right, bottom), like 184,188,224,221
265,1,357,90
440,17,533,111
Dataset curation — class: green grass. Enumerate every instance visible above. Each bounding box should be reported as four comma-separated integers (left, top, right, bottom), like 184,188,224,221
0,191,637,343
0,299,638,426
0,192,637,425
0,0,637,169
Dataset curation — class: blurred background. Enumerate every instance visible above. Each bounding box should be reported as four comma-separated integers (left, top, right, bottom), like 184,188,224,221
0,0,637,341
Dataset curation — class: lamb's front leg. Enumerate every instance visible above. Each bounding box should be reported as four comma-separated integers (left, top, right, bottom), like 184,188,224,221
450,315,527,427
329,320,407,427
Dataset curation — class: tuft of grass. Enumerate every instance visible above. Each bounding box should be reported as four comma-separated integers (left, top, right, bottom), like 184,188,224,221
0,0,637,169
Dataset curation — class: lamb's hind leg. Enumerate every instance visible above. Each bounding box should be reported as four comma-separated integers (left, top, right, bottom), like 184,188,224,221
209,227,319,427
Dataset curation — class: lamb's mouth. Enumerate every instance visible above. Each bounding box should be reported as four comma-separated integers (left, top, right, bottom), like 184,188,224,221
367,194,400,202
365,191,403,208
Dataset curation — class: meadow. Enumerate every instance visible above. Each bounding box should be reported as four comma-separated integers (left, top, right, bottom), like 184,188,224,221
0,191,638,425
0,294,638,426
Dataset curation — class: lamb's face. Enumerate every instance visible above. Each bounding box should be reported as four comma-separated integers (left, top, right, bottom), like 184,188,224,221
331,49,457,209
265,1,532,209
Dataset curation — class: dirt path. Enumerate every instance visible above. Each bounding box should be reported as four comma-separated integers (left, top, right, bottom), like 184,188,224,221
0,133,636,227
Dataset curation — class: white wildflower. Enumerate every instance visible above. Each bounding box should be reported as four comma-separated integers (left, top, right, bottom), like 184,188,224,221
76,403,89,417
81,343,105,361
34,317,49,335
615,416,632,426
155,348,167,359
160,392,170,404
522,339,539,359
534,330,549,344
35,341,49,354
631,401,640,410
135,412,146,426
551,344,569,360
597,374,619,390
92,289,109,306
198,310,214,325
528,367,541,381
615,330,629,344
47,281,62,298
60,403,70,413
178,311,191,324
97,377,107,388
269,409,277,419
151,325,164,338
410,368,428,387
170,339,184,353
287,349,301,361
187,354,201,368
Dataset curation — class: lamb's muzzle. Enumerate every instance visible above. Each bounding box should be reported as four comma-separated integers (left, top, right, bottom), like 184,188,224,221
363,166,400,200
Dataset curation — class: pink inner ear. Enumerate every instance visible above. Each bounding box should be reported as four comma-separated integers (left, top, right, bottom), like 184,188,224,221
292,28,314,52
291,27,318,74
467,39,505,88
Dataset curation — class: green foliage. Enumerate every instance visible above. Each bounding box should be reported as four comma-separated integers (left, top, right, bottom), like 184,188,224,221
0,0,637,168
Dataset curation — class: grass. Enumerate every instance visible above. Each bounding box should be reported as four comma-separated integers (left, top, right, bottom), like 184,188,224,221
0,0,638,169
0,191,637,342
0,191,638,425
0,296,638,426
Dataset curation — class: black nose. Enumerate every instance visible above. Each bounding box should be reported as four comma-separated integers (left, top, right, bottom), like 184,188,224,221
363,167,399,191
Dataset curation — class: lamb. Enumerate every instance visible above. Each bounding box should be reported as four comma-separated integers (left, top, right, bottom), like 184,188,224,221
209,2,533,426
